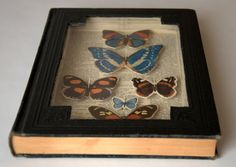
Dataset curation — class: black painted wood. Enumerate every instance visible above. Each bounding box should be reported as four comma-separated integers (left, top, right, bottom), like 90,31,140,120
12,9,220,139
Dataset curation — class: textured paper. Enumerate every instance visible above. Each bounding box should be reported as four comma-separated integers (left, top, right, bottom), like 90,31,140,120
50,17,189,119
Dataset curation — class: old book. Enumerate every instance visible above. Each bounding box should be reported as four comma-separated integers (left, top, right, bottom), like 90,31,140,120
9,8,220,158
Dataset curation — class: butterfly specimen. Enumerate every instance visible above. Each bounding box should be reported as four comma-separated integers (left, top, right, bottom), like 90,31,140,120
112,97,138,110
88,45,163,74
62,75,118,100
102,30,152,48
88,105,158,120
132,76,177,98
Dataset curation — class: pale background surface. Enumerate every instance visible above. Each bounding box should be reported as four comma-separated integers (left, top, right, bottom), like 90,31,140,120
0,0,235,166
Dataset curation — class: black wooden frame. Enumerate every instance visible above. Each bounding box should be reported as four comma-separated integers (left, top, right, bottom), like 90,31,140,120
13,8,220,137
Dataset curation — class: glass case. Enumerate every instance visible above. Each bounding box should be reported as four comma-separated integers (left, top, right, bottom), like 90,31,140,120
50,17,189,120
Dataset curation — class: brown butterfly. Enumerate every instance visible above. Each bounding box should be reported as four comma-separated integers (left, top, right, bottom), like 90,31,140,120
88,105,158,120
132,77,177,98
62,75,118,100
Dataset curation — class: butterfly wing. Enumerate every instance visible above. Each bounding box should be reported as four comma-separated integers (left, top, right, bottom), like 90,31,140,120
88,106,121,119
127,30,151,47
127,105,158,119
156,76,177,98
125,97,138,110
102,30,126,48
89,76,118,100
62,75,88,99
112,97,125,110
126,45,163,74
88,47,125,73
132,78,155,97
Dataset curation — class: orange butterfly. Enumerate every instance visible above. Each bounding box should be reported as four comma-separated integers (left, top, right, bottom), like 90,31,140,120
62,75,118,100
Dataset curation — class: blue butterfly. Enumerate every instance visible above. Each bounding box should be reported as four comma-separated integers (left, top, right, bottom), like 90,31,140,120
102,30,151,48
88,45,163,74
112,97,138,110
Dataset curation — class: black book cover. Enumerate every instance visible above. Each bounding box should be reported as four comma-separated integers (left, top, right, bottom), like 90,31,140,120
9,8,220,158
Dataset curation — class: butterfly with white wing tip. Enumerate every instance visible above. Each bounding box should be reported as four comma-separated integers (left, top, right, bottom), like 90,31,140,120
88,45,163,75
132,76,177,99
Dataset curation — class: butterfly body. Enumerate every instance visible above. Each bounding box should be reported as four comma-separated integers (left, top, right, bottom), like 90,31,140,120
103,30,151,48
63,75,118,100
88,105,158,120
112,97,138,110
88,45,163,74
132,77,177,98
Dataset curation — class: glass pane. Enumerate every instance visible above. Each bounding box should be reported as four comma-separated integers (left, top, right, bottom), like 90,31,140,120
50,17,189,120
